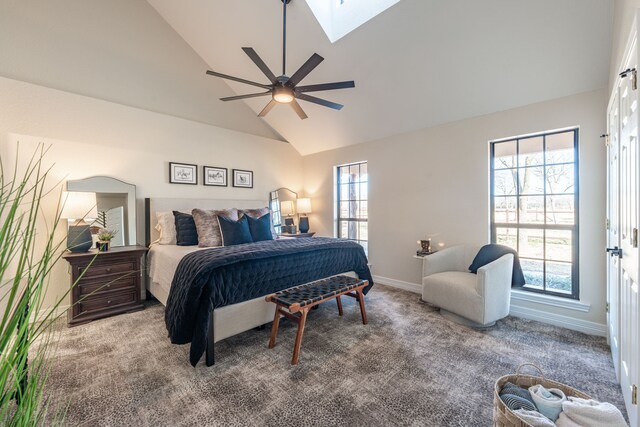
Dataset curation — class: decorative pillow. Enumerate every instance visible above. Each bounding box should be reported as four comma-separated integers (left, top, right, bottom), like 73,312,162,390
239,207,276,238
246,213,274,242
191,208,238,247
155,211,177,245
173,211,198,246
218,215,253,246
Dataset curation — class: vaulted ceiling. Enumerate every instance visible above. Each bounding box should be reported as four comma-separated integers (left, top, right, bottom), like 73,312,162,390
150,0,612,155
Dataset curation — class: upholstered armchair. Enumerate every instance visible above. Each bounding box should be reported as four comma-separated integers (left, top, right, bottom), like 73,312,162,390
421,245,513,327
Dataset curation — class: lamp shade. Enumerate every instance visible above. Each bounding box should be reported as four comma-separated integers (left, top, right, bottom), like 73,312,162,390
61,191,98,220
280,200,295,216
296,198,312,214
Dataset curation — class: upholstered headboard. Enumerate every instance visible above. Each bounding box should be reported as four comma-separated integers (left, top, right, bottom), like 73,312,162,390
144,197,269,246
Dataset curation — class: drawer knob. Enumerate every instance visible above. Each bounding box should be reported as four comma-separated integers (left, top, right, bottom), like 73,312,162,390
107,300,112,304
106,267,112,273
106,284,111,288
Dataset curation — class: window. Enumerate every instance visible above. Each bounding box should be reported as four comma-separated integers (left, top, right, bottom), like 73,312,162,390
490,128,579,298
336,161,368,252
269,190,282,234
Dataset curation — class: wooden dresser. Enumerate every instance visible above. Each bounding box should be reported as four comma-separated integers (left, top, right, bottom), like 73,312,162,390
62,245,147,326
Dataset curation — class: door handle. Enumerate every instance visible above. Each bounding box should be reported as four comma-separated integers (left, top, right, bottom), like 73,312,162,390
606,247,623,258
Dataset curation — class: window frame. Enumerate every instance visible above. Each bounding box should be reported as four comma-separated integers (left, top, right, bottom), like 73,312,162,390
489,128,580,299
335,161,368,250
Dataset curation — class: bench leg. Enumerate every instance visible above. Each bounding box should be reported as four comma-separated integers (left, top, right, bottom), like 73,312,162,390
356,289,368,325
291,308,309,365
336,295,343,316
268,307,282,349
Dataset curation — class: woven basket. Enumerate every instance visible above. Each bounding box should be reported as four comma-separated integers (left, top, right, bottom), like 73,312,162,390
493,363,591,427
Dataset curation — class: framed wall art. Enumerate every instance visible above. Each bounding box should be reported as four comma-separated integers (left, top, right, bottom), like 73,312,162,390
232,169,253,188
203,166,227,187
169,162,197,185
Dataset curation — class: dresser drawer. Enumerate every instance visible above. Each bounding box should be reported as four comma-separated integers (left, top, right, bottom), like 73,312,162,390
78,260,136,279
77,275,137,296
77,289,137,315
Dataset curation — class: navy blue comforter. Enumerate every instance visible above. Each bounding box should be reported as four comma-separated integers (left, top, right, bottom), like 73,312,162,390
165,237,373,366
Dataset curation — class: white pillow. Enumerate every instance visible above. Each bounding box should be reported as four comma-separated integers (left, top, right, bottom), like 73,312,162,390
155,211,177,245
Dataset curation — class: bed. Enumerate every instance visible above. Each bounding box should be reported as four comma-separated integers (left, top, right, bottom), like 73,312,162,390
144,198,373,367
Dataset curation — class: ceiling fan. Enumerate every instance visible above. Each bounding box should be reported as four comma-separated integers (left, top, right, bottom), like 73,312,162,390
205,0,355,120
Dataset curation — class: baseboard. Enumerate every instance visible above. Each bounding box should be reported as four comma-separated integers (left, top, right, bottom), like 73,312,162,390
32,305,69,324
509,304,607,337
373,274,607,337
372,275,422,294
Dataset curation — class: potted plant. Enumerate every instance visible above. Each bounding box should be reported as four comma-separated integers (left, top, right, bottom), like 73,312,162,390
96,229,116,251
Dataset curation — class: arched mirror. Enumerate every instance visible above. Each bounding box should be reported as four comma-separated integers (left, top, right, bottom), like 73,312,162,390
66,176,137,247
269,187,298,234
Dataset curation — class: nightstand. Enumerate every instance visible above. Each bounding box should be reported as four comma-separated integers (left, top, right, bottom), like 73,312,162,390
62,245,147,326
280,232,316,238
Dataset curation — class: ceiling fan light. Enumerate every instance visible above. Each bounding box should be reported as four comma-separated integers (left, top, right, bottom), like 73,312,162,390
273,87,294,103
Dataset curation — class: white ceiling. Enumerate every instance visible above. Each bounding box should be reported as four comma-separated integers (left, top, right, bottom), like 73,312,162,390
149,0,612,155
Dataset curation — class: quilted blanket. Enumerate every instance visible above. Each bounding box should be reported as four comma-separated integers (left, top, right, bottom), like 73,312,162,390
165,237,373,366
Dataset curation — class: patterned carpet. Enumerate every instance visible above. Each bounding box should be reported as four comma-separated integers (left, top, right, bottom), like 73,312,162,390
42,285,625,426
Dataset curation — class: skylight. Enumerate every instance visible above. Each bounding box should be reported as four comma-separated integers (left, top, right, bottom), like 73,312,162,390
305,0,401,43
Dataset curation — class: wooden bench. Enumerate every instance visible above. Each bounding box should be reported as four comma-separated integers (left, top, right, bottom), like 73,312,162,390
265,275,369,365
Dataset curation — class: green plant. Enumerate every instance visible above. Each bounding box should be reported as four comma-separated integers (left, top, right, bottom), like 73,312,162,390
97,229,116,242
0,144,81,425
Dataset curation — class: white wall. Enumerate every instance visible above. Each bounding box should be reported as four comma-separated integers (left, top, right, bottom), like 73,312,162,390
302,89,607,328
610,0,640,91
0,0,281,141
0,76,302,312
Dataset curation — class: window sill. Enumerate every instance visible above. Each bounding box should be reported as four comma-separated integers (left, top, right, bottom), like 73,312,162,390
510,289,590,313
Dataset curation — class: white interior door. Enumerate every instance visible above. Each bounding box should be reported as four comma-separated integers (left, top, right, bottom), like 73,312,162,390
618,34,639,427
607,91,621,381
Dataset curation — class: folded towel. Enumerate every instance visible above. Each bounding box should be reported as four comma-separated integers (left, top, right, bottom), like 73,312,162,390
513,409,556,427
555,397,627,427
528,384,565,421
499,393,537,412
501,382,537,406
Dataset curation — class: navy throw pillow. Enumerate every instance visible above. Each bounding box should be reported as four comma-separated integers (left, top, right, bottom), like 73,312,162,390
219,215,253,246
246,213,273,242
173,211,198,246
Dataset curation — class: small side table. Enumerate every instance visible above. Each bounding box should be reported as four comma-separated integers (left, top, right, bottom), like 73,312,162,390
63,245,147,326
280,232,316,238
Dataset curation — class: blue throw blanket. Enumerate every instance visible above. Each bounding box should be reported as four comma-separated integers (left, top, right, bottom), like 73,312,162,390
165,237,373,366
468,244,526,287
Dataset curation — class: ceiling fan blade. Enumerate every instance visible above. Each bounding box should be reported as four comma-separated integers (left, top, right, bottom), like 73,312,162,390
220,91,272,102
206,70,271,90
242,47,277,83
296,81,355,93
287,53,324,87
297,93,343,110
290,99,308,120
258,99,277,117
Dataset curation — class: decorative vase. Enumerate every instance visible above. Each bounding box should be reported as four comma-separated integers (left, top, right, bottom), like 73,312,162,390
97,241,110,251
67,223,92,253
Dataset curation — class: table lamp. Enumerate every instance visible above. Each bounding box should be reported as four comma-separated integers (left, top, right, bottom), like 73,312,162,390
296,198,312,233
280,200,295,233
61,191,98,252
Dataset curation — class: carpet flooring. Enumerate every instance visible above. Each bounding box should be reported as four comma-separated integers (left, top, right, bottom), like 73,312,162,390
42,285,625,426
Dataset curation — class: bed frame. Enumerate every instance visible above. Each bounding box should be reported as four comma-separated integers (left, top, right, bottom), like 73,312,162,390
144,197,357,367
145,197,278,366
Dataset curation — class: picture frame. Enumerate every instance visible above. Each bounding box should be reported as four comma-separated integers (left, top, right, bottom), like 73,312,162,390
232,169,253,188
203,166,228,187
169,162,197,185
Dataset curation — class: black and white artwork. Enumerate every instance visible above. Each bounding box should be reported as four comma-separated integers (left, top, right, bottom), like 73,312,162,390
169,162,197,185
232,169,253,188
203,166,227,187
